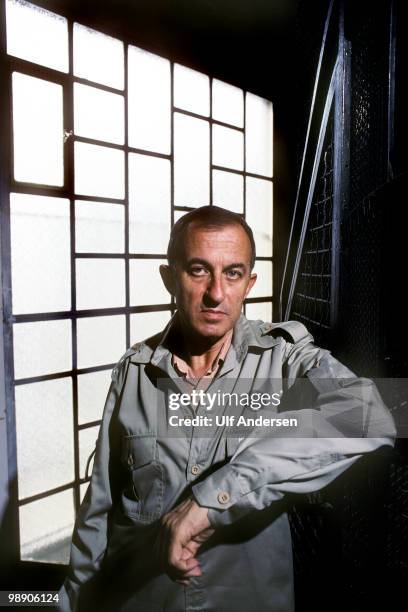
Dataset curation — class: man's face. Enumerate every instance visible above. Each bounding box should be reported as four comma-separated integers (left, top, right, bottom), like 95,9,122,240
165,223,257,341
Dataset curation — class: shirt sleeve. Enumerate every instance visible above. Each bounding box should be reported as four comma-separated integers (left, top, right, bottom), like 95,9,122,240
57,359,128,612
191,341,396,528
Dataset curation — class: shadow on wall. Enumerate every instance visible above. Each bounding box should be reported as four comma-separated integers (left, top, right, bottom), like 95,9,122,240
0,475,66,592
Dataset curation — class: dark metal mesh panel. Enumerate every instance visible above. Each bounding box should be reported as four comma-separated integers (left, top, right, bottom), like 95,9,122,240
338,0,391,376
338,194,382,375
347,1,390,211
291,108,334,349
288,3,408,608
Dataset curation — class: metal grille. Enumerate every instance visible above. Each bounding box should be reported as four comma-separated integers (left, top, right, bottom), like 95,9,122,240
288,2,408,608
348,1,390,212
291,108,334,349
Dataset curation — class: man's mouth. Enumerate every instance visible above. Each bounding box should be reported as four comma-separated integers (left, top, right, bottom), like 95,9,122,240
200,309,227,321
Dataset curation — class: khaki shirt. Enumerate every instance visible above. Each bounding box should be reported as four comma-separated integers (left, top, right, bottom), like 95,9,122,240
58,315,395,612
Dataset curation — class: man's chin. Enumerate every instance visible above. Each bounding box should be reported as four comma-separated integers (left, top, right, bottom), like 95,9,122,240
192,318,233,340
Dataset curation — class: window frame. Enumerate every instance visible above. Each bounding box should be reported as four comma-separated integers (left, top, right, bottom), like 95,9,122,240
0,0,274,567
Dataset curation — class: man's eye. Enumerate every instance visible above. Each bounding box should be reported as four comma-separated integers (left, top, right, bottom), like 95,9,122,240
226,269,243,279
190,266,208,276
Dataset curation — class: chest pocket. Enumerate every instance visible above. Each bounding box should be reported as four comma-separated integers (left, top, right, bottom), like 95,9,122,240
121,434,164,521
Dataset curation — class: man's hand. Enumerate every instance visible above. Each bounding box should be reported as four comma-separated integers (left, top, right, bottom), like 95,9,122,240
155,497,215,585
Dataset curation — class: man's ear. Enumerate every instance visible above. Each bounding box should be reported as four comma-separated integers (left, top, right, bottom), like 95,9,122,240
244,272,257,299
160,264,176,297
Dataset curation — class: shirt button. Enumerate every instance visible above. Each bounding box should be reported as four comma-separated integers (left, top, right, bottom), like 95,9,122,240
191,465,200,476
127,454,134,467
217,491,230,504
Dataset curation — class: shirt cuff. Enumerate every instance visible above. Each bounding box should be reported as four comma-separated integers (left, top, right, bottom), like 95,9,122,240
191,463,245,511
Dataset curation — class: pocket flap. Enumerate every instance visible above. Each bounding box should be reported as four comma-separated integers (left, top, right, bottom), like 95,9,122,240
122,435,156,469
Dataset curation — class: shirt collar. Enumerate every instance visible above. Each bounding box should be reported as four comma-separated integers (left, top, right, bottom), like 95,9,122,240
148,312,279,373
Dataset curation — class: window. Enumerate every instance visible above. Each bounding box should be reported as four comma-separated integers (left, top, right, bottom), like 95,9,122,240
2,0,273,564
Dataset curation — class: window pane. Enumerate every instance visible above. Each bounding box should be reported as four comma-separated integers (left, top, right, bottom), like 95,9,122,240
73,23,124,90
130,311,170,344
15,378,74,499
212,79,243,127
19,489,75,564
250,261,273,298
13,320,72,379
76,259,125,310
6,0,68,72
246,93,273,177
128,46,170,154
173,210,192,223
12,73,63,186
212,170,243,213
246,178,273,257
212,125,243,171
77,315,126,369
174,113,209,207
174,64,209,116
74,83,124,145
75,142,125,199
10,194,70,315
80,483,89,503
128,154,170,254
245,301,272,323
75,201,124,253
129,259,170,306
78,369,111,425
79,426,99,479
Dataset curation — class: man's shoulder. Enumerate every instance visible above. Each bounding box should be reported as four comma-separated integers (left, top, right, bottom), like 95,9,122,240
248,317,314,345
111,331,163,382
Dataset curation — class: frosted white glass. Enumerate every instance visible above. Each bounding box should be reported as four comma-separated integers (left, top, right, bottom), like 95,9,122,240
76,259,125,310
174,113,209,207
75,142,125,199
12,73,63,186
77,315,126,369
212,79,243,127
129,259,169,306
128,46,171,154
173,210,188,223
130,311,170,344
250,261,273,298
245,301,272,324
15,378,74,499
74,83,124,145
19,489,75,564
212,125,243,170
6,0,68,72
246,177,273,257
10,194,70,315
78,369,112,425
79,425,99,479
73,23,124,90
174,64,209,116
80,483,89,503
128,154,170,253
75,201,124,253
212,170,243,213
246,92,273,177
13,320,72,379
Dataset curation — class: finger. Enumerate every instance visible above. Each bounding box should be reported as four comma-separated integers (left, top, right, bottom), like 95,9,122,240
181,565,202,578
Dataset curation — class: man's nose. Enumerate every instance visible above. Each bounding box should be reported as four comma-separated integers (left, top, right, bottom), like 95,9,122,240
204,274,225,305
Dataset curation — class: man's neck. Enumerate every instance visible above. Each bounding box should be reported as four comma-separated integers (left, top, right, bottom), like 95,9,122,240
178,328,233,379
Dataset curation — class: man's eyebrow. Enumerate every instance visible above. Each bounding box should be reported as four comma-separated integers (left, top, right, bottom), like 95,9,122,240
185,257,211,267
223,263,246,270
184,258,247,270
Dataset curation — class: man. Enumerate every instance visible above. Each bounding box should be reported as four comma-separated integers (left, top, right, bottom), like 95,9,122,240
58,205,395,612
